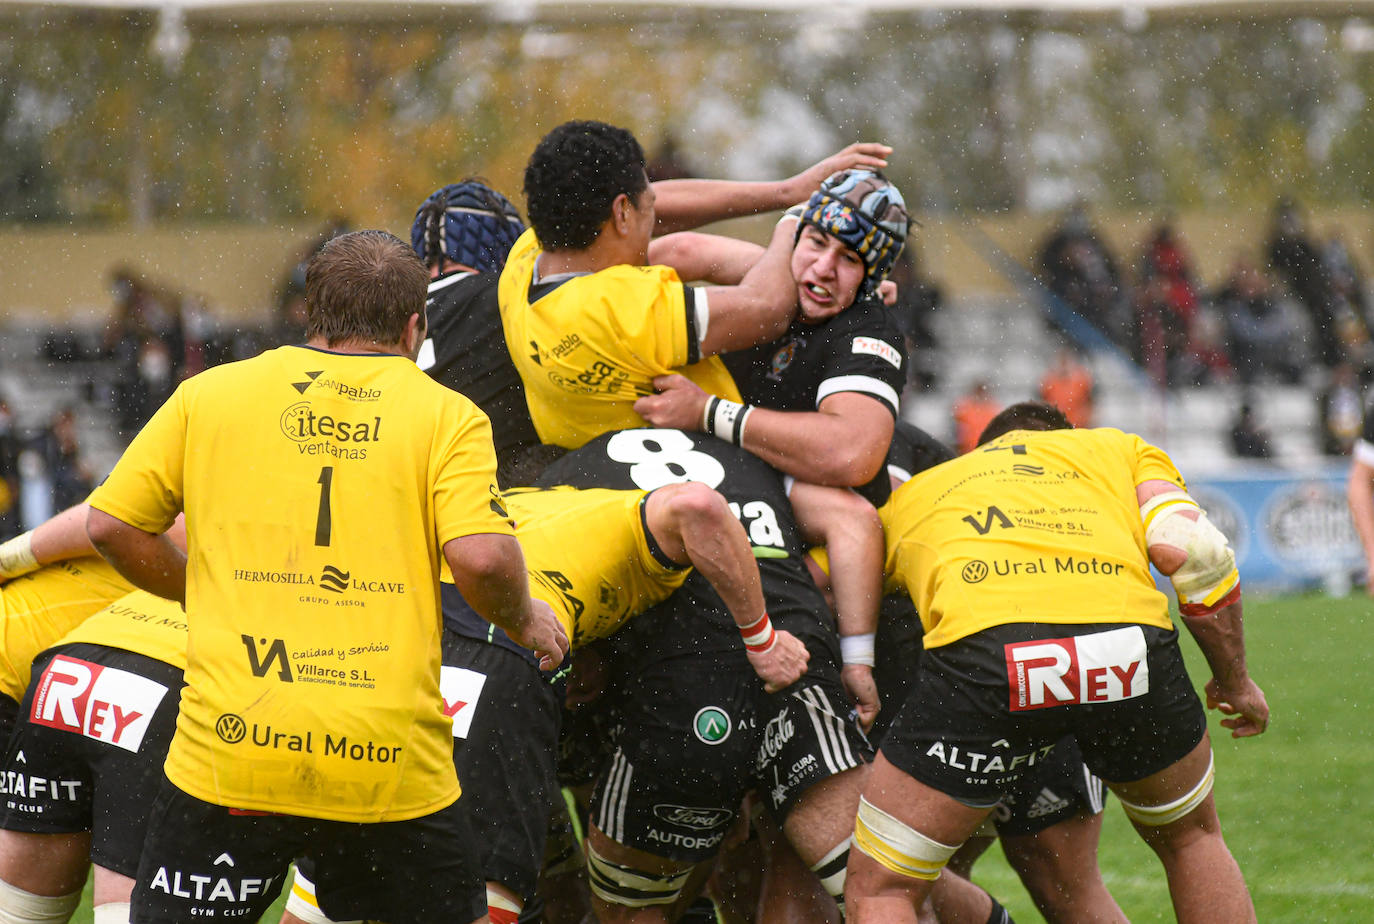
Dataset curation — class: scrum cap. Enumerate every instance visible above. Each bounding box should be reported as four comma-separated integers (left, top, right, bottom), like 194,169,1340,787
799,168,911,296
411,181,526,274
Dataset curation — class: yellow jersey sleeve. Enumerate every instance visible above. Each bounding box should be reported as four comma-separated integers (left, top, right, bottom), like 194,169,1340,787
498,228,742,448
504,487,689,647
88,385,188,535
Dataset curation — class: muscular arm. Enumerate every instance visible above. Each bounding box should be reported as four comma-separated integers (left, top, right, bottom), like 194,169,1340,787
1347,457,1374,593
644,482,808,691
1137,478,1268,737
86,507,188,604
743,393,894,486
444,533,568,670
648,232,764,286
695,218,800,356
651,142,892,236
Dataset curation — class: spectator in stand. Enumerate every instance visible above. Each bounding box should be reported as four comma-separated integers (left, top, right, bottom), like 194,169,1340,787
1326,229,1369,331
275,217,351,344
1040,346,1095,428
34,407,93,512
1216,257,1305,385
1037,201,1131,350
103,265,198,435
1319,362,1365,456
952,379,1000,454
645,133,695,182
1134,220,1232,387
1267,199,1363,369
887,247,943,390
1230,400,1273,460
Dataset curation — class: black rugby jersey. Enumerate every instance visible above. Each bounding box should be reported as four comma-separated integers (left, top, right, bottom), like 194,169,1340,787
538,429,838,668
419,271,549,483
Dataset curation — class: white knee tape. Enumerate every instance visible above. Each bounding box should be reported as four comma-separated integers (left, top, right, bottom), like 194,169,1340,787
1120,753,1215,827
284,868,360,924
0,880,81,924
853,796,959,882
92,903,131,924
1141,491,1239,611
810,836,851,901
585,842,690,908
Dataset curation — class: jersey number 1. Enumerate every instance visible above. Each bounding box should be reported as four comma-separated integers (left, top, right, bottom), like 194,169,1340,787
315,466,334,546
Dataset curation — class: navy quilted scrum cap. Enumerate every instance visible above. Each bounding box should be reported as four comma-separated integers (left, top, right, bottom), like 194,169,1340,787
411,181,526,274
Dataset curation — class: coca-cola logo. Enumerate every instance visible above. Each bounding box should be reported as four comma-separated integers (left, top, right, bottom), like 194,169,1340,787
755,713,796,769
651,804,734,830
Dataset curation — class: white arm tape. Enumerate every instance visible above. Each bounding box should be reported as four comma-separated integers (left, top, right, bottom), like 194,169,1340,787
692,288,710,350
0,531,38,580
840,633,876,667
1141,490,1239,610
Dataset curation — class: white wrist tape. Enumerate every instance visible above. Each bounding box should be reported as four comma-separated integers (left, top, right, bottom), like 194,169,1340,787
0,531,38,580
1141,490,1239,612
703,396,754,446
840,633,876,667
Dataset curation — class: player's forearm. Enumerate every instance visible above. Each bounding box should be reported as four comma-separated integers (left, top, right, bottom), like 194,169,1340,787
31,503,98,563
790,483,883,640
86,507,187,604
1180,598,1252,692
682,508,768,630
648,232,764,285
444,533,539,638
651,178,798,236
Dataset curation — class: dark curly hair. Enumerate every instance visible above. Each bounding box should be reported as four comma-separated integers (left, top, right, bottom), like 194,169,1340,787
977,400,1073,446
523,120,648,251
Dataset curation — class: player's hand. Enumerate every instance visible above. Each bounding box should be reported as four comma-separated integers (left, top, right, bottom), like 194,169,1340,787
1205,676,1269,738
748,629,809,693
513,599,570,671
841,663,880,732
787,143,893,201
634,375,709,432
877,279,899,307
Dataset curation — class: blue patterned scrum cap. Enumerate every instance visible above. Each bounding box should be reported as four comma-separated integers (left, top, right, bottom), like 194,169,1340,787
798,169,911,296
411,181,526,274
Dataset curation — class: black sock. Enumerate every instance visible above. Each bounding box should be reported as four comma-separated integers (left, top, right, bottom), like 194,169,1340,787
986,897,1015,924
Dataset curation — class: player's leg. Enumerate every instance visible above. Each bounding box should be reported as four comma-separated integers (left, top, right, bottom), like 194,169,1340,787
1106,733,1254,924
0,831,86,923
999,810,1122,923
846,753,991,924
585,825,713,924
992,738,1124,923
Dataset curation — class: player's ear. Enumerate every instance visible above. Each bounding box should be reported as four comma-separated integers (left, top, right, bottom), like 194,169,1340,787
610,193,633,234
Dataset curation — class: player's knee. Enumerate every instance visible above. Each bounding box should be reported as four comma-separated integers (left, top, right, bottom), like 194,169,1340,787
0,879,81,924
92,903,131,924
585,841,691,909
852,796,959,883
1119,753,1215,829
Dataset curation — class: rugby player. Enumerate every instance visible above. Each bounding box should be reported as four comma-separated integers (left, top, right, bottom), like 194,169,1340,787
0,590,187,924
86,230,569,924
281,479,811,924
410,179,564,486
636,167,913,730
540,429,873,923
1345,395,1374,594
500,119,892,449
846,401,1269,923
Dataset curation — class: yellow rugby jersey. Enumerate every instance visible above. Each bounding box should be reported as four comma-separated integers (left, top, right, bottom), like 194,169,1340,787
883,428,1184,649
88,344,512,823
0,557,135,702
59,590,188,671
447,486,689,649
498,228,743,448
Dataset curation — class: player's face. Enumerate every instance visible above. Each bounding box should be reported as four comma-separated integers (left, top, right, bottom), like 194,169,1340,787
792,225,865,324
627,179,656,265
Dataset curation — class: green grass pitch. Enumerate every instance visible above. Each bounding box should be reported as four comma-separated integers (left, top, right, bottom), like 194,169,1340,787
63,592,1371,922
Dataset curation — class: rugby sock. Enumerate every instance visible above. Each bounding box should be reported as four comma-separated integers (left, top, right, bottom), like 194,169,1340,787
985,897,1015,924
0,880,80,924
93,903,131,924
487,887,522,924
811,836,851,915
